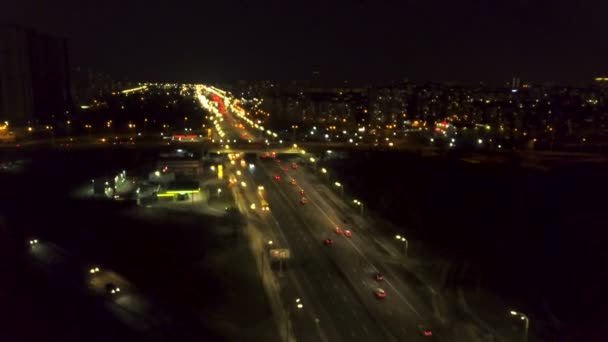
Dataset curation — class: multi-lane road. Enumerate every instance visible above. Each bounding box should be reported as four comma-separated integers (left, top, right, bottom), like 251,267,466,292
187,85,510,342
223,152,449,341
210,90,503,341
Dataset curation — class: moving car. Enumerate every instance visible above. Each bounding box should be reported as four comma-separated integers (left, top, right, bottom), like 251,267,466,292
418,325,433,337
335,227,343,235
376,288,387,299
291,163,298,169
323,239,333,246
300,197,308,205
274,175,281,181
290,179,297,185
282,167,289,171
105,283,121,295
374,273,384,281
261,200,270,211
300,189,305,196
344,230,352,237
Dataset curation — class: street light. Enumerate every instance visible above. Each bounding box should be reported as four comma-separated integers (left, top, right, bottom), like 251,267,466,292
321,168,327,174
334,182,344,198
286,298,304,342
509,310,530,342
353,199,364,215
291,124,298,142
217,188,222,198
309,157,317,171
395,234,409,256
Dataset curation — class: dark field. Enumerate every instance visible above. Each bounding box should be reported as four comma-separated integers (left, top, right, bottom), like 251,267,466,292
0,148,277,342
327,151,608,340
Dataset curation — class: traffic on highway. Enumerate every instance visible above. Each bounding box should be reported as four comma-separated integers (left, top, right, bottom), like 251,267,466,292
199,86,482,342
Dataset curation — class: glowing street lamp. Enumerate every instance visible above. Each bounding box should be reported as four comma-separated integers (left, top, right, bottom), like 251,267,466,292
334,182,344,198
509,310,530,342
395,234,409,256
353,199,364,215
285,298,304,342
309,157,317,171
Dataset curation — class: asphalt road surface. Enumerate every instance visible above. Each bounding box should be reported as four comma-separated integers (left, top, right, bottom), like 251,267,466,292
225,156,441,342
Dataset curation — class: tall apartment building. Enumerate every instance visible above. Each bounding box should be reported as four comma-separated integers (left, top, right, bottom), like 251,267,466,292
0,26,71,125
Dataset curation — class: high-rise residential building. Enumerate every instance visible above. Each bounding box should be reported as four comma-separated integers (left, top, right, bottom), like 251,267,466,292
0,26,71,125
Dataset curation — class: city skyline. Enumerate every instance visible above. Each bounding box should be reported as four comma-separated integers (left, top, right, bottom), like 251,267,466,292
2,2,608,341
3,0,607,84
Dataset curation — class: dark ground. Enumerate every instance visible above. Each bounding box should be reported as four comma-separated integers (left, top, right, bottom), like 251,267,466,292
325,151,608,341
0,147,277,342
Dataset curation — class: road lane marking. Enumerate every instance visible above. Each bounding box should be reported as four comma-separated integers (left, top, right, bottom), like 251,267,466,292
305,179,424,320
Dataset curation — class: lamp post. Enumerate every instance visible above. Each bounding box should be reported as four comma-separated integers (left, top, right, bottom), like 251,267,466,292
291,124,298,142
285,298,304,342
509,310,530,342
395,235,409,256
309,157,317,172
334,182,344,198
84,124,92,141
353,199,364,215
320,167,330,183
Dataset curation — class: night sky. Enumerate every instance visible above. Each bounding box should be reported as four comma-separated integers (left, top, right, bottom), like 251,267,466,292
3,0,607,84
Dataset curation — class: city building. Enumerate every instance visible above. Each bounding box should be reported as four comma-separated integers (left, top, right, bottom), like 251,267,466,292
0,26,71,125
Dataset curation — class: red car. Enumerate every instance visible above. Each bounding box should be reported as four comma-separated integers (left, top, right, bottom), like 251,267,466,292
418,325,433,337
274,175,281,181
282,167,289,171
335,227,343,235
375,288,387,299
374,273,384,281
323,239,333,245
344,230,352,237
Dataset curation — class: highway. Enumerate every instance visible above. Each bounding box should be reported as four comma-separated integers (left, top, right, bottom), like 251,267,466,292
274,160,440,339
229,164,383,341
219,150,445,341
198,82,431,340
198,84,440,340
206,81,504,341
